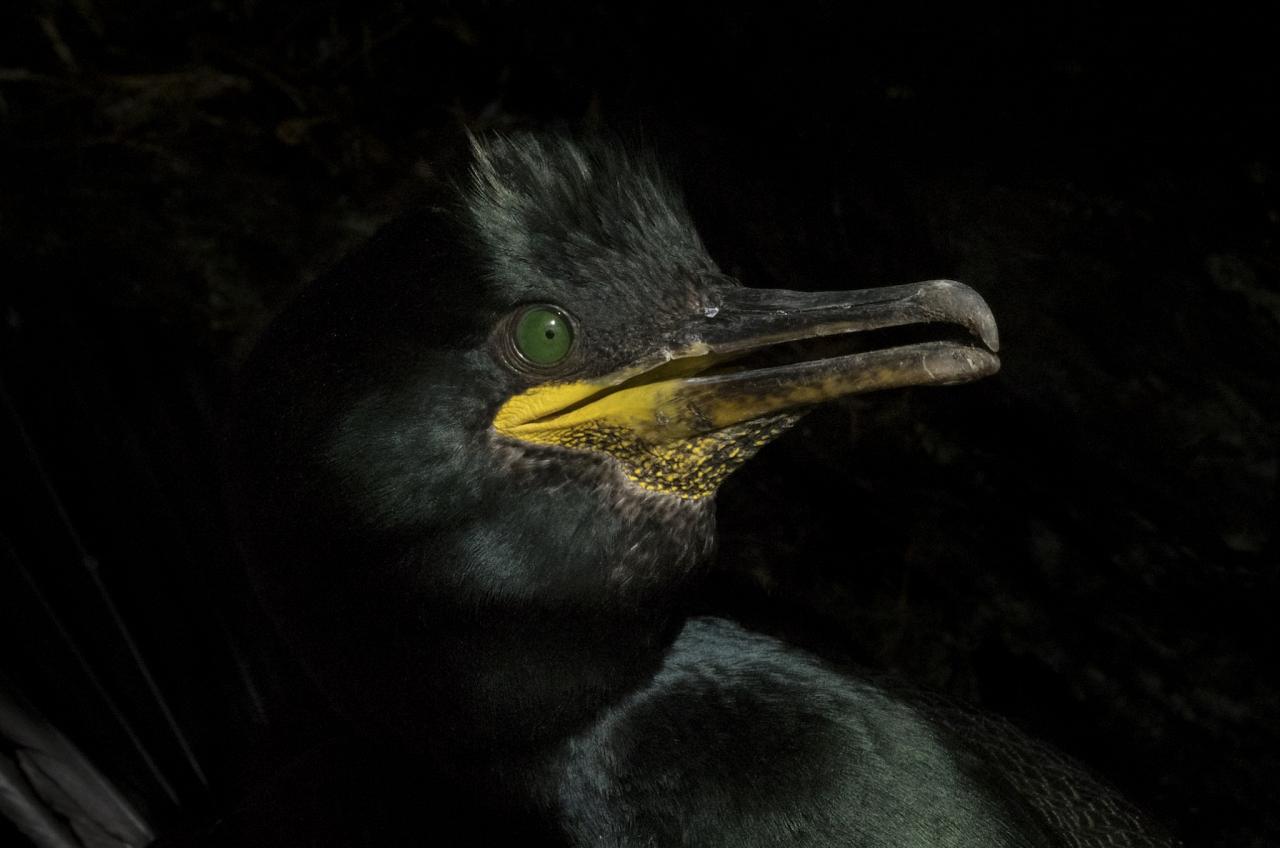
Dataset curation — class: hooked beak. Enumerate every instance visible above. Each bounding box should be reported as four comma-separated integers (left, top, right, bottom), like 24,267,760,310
493,279,1000,499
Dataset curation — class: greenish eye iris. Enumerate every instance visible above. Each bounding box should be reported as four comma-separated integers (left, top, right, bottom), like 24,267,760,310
513,306,574,366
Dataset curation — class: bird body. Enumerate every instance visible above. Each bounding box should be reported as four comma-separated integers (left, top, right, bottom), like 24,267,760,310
550,617,1045,847
224,133,1175,846
547,616,1166,847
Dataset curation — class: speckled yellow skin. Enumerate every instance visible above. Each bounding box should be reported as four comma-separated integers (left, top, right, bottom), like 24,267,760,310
492,373,801,500
510,415,800,499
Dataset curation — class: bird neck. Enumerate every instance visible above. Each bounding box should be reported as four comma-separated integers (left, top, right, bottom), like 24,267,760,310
410,471,717,763
428,601,685,757
262,438,721,769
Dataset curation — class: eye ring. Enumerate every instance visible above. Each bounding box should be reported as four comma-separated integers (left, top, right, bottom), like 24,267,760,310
504,303,578,372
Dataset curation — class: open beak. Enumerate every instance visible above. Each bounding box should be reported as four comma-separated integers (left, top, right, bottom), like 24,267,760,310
493,279,1000,499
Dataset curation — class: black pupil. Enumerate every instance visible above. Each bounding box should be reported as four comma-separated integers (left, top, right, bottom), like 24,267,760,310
545,328,556,339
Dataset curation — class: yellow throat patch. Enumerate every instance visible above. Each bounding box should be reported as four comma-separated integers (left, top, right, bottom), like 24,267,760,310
492,368,801,500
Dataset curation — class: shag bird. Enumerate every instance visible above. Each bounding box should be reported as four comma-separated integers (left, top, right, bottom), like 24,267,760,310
226,134,1175,846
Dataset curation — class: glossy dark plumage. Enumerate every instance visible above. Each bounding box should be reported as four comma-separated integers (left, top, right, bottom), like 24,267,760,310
225,133,1177,846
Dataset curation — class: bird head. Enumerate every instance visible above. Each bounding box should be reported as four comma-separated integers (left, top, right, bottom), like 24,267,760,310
228,133,999,751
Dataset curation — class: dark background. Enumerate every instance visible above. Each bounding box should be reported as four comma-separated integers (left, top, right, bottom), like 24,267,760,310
1,2,1276,845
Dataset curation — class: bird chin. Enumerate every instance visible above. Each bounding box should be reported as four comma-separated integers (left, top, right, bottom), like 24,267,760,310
490,409,803,503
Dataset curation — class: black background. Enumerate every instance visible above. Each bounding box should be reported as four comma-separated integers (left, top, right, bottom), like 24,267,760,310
1,2,1276,845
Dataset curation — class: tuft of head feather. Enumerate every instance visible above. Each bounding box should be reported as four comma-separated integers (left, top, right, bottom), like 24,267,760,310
462,133,716,302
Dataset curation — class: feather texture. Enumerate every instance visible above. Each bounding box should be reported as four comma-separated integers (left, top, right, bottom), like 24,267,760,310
0,690,152,848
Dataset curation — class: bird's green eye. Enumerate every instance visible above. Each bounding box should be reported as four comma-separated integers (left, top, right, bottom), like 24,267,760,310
513,306,574,366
